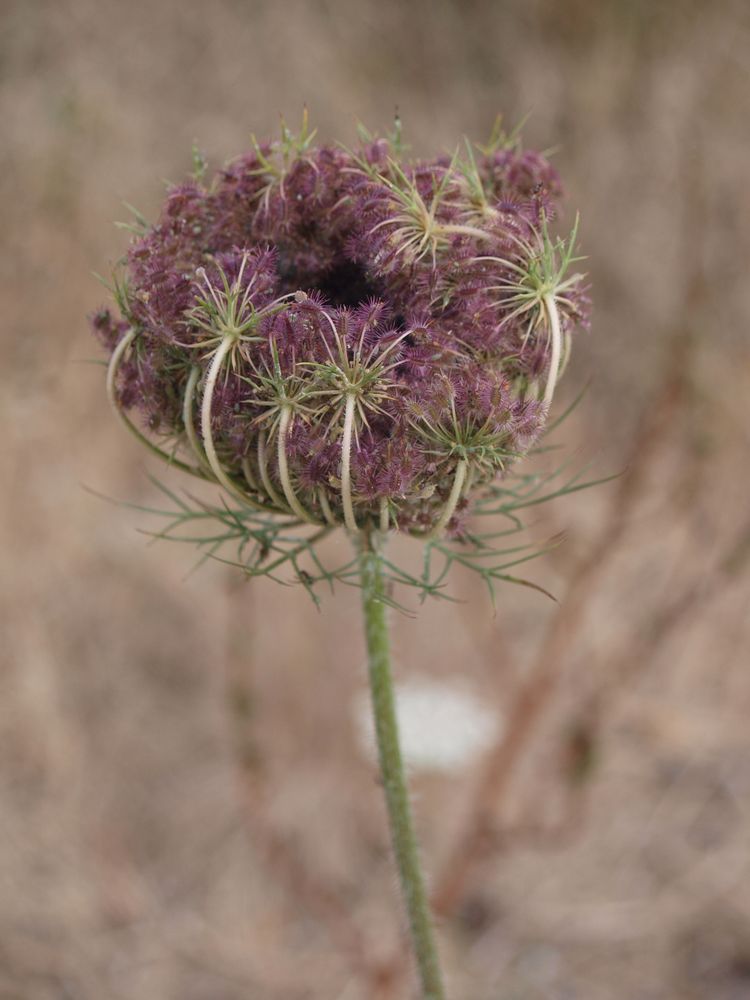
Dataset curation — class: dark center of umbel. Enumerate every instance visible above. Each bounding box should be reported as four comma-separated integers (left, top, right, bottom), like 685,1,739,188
313,261,380,308
276,249,383,310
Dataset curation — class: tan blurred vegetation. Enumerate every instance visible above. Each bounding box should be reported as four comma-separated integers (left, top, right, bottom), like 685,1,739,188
1,1,750,997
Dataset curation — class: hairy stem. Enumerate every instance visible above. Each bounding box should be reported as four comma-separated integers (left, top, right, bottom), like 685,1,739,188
429,459,468,539
182,364,211,473
542,293,563,410
340,393,358,533
440,223,494,242
318,487,337,526
277,405,318,524
358,537,446,1000
379,496,390,534
106,329,206,480
201,339,273,513
201,339,235,486
257,430,288,511
241,456,259,492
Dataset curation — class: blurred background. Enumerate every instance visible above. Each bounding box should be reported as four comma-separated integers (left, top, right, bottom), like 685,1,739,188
1,1,750,997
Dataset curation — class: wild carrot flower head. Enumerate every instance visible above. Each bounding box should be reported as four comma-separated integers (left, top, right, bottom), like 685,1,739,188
93,114,589,541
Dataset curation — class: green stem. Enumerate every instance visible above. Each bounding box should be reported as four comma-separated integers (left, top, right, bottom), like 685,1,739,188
542,292,563,410
340,393,358,533
429,458,467,540
277,405,318,524
257,429,289,512
182,364,212,474
106,329,206,481
358,536,446,1000
200,339,275,514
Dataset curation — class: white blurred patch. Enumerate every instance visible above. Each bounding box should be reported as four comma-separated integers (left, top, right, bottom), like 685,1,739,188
354,676,501,774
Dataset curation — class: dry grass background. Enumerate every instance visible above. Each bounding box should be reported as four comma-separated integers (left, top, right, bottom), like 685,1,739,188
1,1,750,997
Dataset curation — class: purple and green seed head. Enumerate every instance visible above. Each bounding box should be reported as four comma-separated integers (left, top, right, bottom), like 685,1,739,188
93,118,589,536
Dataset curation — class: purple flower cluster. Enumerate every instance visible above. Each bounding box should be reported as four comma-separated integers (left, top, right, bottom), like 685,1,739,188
93,121,589,536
